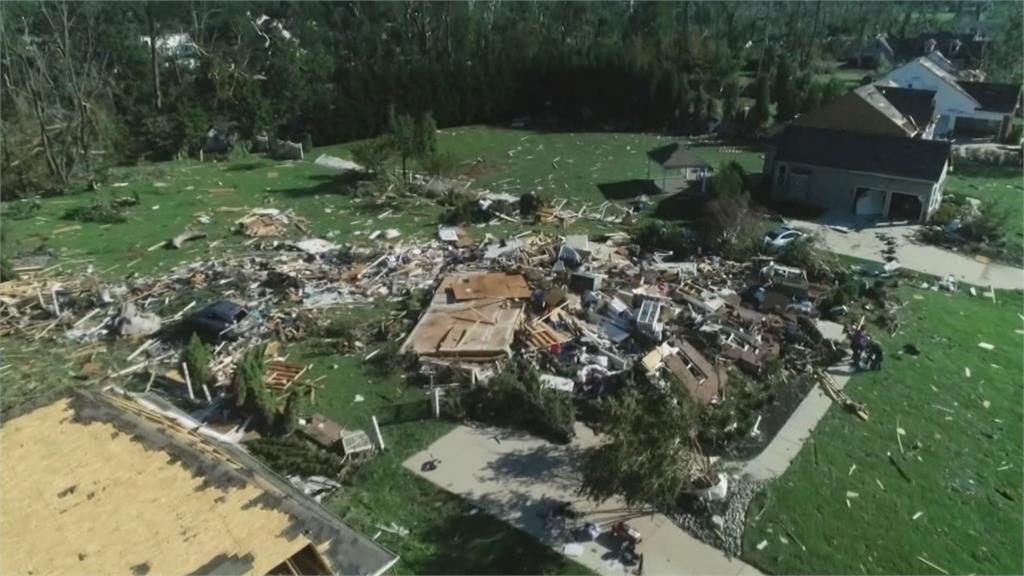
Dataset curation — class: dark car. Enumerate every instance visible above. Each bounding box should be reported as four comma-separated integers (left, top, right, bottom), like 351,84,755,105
184,301,249,342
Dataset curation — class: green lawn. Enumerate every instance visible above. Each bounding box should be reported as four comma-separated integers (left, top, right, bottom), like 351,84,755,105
1,127,763,280
743,287,1024,575
945,161,1024,241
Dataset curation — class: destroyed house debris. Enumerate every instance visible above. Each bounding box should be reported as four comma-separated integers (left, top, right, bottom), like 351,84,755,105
0,391,397,576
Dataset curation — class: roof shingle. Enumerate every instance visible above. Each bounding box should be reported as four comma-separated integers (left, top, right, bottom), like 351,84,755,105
770,125,951,182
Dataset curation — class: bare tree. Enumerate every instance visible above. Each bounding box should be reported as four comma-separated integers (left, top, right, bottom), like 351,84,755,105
1,0,111,190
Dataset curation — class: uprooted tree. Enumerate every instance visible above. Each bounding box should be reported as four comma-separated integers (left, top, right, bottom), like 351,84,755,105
579,381,704,510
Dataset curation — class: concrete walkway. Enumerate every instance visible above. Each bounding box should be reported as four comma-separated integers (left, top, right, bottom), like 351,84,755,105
742,320,853,480
405,423,760,576
791,219,1024,290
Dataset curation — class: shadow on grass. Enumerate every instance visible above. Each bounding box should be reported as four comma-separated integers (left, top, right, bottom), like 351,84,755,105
953,161,1024,182
271,171,373,198
597,179,662,201
418,493,592,575
651,192,709,221
223,161,268,172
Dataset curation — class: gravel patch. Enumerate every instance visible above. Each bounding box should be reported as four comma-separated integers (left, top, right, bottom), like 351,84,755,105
670,476,766,557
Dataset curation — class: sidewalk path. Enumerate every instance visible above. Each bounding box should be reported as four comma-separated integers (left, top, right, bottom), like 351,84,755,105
741,320,853,480
405,423,760,576
791,219,1024,290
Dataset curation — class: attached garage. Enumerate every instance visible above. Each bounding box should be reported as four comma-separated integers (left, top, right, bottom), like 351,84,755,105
887,192,924,221
764,126,951,222
854,188,887,216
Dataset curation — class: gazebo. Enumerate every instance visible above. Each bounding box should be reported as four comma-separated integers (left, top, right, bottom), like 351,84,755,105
646,142,713,193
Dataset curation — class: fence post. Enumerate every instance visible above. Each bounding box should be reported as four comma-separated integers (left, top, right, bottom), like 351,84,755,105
431,388,441,419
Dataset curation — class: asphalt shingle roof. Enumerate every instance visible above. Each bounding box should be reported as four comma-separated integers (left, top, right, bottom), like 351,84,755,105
875,86,937,129
960,81,1022,113
770,125,951,182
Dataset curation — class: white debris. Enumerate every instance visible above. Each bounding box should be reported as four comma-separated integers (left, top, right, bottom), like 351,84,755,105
314,154,363,172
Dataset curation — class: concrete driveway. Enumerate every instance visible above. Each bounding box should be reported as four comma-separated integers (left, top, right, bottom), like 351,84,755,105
789,219,1024,290
404,423,759,576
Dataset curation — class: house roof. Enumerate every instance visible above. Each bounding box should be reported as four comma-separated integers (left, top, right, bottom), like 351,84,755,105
959,81,1022,113
913,57,981,104
793,85,919,137
769,125,951,182
0,391,398,576
646,143,710,169
875,86,937,130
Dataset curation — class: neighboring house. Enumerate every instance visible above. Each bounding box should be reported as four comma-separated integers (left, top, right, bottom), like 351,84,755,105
763,125,952,222
793,84,937,139
0,390,399,576
889,32,989,70
924,50,958,75
858,34,895,69
646,142,713,193
882,57,1021,139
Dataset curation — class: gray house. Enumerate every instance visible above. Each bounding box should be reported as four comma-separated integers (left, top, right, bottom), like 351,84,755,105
764,125,951,222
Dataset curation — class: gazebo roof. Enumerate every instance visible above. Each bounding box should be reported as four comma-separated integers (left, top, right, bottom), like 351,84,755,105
646,142,710,169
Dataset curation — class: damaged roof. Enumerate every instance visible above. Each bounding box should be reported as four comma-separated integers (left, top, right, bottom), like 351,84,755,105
664,340,727,406
440,272,532,302
402,298,524,359
0,391,397,576
874,86,938,130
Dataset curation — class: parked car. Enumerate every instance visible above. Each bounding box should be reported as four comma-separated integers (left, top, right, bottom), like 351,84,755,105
184,300,249,341
762,227,804,251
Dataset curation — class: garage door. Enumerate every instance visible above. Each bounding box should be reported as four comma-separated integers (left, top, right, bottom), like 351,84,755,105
854,188,886,216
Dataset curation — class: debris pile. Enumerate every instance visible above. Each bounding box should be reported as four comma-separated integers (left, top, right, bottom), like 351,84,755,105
2,211,889,560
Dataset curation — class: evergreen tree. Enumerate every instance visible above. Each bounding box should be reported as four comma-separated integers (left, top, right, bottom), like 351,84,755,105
752,74,772,130
722,79,741,124
803,80,825,113
774,56,800,122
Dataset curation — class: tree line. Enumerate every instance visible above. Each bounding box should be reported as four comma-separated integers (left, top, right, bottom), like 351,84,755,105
2,1,1019,199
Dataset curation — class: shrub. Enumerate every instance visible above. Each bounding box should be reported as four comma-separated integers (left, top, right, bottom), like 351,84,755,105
184,334,214,386
519,192,543,218
440,193,488,225
63,201,127,224
3,200,41,220
930,202,960,227
0,258,17,282
776,235,837,280
633,220,697,259
351,139,392,174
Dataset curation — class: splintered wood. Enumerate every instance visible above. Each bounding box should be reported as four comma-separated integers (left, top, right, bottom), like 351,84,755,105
525,322,572,351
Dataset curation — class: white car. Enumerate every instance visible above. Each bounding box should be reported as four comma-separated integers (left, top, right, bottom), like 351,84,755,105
763,227,804,251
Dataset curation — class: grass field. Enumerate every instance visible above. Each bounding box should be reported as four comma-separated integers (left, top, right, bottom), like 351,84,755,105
945,161,1024,242
743,286,1024,575
1,126,762,280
